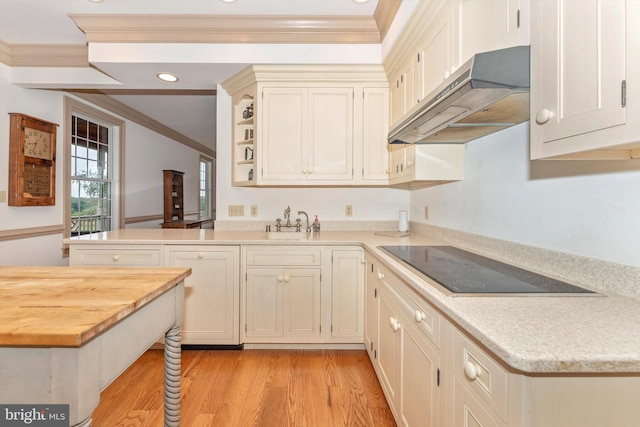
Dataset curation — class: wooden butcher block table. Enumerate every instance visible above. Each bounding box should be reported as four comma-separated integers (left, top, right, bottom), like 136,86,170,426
0,266,191,427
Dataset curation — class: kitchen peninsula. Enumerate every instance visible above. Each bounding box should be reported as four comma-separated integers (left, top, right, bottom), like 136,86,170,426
0,266,190,427
66,228,640,427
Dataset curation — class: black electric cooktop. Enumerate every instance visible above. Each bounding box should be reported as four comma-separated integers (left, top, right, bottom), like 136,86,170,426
379,245,597,296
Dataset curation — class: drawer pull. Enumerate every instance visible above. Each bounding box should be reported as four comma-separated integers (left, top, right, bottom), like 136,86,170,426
112,255,120,261
283,274,290,282
389,317,401,332
277,275,284,282
464,361,482,381
197,252,204,259
414,310,426,323
377,269,385,280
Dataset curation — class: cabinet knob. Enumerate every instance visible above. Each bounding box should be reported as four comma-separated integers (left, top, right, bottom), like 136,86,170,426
112,255,120,261
414,310,426,323
283,274,290,282
277,275,284,282
444,71,450,80
308,168,313,174
389,317,401,332
464,361,482,381
535,109,554,125
303,169,308,174
197,252,204,259
407,161,414,167
377,269,385,279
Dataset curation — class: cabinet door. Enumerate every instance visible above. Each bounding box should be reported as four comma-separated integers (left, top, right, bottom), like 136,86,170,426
531,0,626,146
377,280,402,413
457,0,525,65
246,268,284,338
284,268,322,338
390,57,415,125
165,246,240,345
307,88,354,181
400,320,441,427
419,2,457,99
246,267,321,340
453,377,502,427
331,249,365,339
261,87,307,182
364,253,379,360
361,87,390,183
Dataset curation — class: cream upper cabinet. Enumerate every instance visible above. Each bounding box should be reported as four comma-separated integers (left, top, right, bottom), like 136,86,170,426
530,0,640,160
261,86,354,183
222,65,389,186
456,0,529,66
307,87,354,181
390,57,416,125
417,1,458,100
261,87,307,182
388,144,464,186
360,87,390,184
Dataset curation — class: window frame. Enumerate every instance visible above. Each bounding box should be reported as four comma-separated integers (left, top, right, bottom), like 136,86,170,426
199,155,214,220
63,97,125,240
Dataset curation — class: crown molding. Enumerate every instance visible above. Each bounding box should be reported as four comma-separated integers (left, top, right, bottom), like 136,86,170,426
0,44,88,67
68,90,216,158
69,14,383,44
375,0,403,41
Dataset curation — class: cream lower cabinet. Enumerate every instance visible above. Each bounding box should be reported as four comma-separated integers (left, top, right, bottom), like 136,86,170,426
164,245,240,345
364,251,379,360
330,249,365,340
245,267,321,341
243,246,322,343
69,245,162,267
373,258,443,427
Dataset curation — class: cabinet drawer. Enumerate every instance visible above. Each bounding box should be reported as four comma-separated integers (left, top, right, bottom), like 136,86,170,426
245,247,321,266
395,279,440,349
454,330,508,422
377,263,440,349
70,246,162,267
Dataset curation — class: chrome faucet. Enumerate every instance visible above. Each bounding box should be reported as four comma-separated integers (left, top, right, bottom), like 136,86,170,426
298,211,310,232
284,206,291,226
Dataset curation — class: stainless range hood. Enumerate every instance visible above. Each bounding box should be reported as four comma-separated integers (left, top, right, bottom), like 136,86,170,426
388,45,530,145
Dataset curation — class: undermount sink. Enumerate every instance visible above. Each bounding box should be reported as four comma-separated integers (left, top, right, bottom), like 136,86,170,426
266,231,310,240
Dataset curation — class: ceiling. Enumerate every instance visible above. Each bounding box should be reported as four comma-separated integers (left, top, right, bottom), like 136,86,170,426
0,0,399,153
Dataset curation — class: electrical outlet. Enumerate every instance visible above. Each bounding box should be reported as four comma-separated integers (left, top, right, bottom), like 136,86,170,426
250,205,258,217
424,205,429,220
228,205,244,217
0,191,6,203
345,205,353,217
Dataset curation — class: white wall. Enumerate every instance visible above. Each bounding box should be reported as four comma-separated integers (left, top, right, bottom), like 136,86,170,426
0,63,207,264
215,87,409,224
410,122,640,268
124,121,204,228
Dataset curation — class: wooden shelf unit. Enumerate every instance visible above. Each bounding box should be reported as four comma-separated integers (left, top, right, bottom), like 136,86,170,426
161,170,202,229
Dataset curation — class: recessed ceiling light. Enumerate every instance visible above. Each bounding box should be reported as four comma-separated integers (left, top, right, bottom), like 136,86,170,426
352,0,370,3
87,0,104,3
220,0,238,3
157,72,179,83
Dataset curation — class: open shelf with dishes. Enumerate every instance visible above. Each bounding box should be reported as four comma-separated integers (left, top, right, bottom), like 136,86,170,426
232,93,256,186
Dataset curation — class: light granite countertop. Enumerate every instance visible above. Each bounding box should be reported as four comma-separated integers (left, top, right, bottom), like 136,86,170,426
66,227,640,374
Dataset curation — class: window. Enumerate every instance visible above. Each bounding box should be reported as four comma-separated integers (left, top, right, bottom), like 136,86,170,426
64,97,123,239
199,156,213,219
70,116,111,235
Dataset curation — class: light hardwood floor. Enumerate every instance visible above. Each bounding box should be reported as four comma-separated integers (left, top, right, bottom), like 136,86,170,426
93,349,396,426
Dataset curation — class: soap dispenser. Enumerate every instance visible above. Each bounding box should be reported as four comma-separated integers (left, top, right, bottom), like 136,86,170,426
313,215,321,232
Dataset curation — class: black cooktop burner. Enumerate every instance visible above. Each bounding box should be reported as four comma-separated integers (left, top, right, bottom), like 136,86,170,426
379,245,596,295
